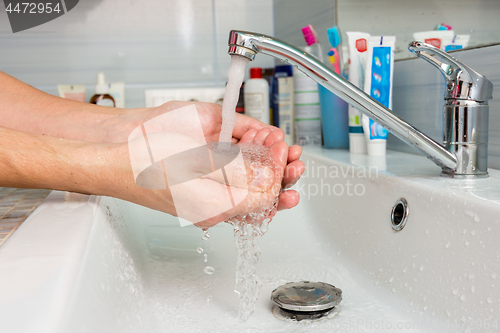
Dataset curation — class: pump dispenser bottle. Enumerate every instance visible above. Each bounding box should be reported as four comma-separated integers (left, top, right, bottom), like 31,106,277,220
244,67,270,124
90,72,116,107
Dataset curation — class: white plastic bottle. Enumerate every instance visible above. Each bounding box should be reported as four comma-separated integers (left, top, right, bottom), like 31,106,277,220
90,72,115,107
293,66,322,146
244,67,270,124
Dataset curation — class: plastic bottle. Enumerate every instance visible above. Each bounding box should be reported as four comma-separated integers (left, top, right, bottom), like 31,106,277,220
292,25,323,147
293,66,322,146
90,72,116,107
244,68,270,124
274,65,294,146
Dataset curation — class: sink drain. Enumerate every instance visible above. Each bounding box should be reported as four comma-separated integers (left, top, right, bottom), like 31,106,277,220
391,198,409,231
271,281,342,321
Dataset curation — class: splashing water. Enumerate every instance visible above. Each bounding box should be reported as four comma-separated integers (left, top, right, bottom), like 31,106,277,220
200,230,212,274
202,229,210,241
231,219,271,321
227,144,281,321
217,56,280,321
218,56,250,147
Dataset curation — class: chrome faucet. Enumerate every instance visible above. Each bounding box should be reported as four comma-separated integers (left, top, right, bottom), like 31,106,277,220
228,30,493,178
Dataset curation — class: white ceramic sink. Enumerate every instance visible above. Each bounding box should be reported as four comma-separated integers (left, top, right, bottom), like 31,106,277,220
1,148,499,333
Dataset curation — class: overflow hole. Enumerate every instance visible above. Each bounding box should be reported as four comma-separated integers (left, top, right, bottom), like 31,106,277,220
391,198,409,231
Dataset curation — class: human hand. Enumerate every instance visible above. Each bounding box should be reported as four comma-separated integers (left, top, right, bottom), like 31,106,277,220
104,101,305,227
142,101,304,210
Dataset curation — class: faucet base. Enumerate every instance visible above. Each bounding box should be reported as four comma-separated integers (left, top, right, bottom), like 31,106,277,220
440,171,489,179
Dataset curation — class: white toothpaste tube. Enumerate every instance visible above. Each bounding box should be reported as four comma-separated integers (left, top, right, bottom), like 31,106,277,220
362,36,396,156
346,31,370,154
445,34,470,52
413,30,454,51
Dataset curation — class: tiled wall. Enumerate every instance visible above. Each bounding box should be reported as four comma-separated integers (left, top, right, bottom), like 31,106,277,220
273,0,336,58
0,0,274,108
390,44,500,170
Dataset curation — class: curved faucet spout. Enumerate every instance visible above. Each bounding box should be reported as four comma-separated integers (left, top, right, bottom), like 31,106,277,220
228,30,458,172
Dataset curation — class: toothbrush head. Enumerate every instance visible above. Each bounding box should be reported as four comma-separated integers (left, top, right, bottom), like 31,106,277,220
302,24,319,46
327,26,341,48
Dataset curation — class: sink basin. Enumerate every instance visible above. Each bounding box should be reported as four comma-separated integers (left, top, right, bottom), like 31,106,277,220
1,148,499,332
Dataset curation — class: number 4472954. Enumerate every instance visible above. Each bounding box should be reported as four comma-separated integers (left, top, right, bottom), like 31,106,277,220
5,2,61,14
448,318,498,330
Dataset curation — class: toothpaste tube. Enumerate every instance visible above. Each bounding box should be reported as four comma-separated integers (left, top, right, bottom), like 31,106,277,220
413,30,454,50
346,32,370,154
445,34,470,52
362,36,395,156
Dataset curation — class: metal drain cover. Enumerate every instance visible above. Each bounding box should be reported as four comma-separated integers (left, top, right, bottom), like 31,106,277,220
271,281,342,313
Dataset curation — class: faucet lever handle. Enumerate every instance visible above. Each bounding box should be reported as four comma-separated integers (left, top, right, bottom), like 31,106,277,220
408,41,493,102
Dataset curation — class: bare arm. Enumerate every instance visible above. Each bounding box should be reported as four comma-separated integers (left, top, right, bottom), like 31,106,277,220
0,71,146,143
0,125,178,215
0,125,106,191
0,73,304,225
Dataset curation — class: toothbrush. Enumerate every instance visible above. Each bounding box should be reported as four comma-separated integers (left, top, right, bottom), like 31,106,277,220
327,26,344,76
327,48,341,75
301,24,324,63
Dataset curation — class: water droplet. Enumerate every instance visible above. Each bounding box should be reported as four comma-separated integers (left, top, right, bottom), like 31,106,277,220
202,230,210,241
425,229,429,234
487,297,493,304
471,230,476,236
452,288,459,295
204,254,208,262
420,265,424,272
445,242,451,248
474,215,480,222
389,276,395,283
197,247,204,253
465,241,470,246
469,273,475,280
471,285,476,293
392,288,397,293
260,219,270,233
461,294,466,301
206,295,213,303
204,266,214,275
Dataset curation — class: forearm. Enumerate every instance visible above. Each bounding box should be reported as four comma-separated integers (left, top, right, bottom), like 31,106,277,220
0,71,147,143
0,126,177,216
0,126,110,193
